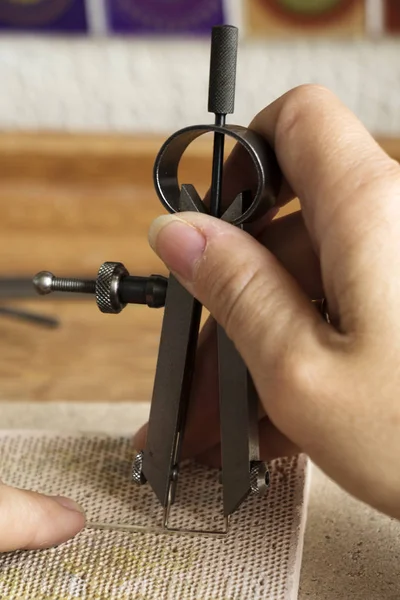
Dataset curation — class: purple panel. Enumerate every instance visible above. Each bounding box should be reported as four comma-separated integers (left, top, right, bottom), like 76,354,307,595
106,0,225,35
0,0,88,32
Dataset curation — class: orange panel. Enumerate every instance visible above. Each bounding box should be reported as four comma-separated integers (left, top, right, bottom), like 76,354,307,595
246,0,366,37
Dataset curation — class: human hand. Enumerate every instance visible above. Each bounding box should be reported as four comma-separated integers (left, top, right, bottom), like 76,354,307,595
134,209,315,467
134,85,400,519
0,482,85,552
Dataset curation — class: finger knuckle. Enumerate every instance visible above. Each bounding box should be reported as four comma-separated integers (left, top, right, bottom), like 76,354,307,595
224,270,266,341
374,157,400,192
272,337,324,407
275,84,334,148
199,258,267,341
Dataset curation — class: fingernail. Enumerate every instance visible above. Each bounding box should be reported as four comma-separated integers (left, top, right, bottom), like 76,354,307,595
148,215,206,281
52,496,85,514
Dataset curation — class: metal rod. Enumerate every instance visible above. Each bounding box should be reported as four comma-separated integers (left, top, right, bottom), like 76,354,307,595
33,272,96,296
210,113,226,218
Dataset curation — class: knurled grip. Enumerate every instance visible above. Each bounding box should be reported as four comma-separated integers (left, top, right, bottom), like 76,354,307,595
250,461,270,496
132,451,147,486
208,25,238,115
95,262,128,314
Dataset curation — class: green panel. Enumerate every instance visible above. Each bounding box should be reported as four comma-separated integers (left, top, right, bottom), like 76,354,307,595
277,0,342,15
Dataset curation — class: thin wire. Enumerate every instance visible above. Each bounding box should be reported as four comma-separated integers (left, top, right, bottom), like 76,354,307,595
86,520,229,540
160,480,230,538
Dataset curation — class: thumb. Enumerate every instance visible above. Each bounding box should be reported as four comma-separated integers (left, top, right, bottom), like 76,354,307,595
0,482,85,551
148,213,329,439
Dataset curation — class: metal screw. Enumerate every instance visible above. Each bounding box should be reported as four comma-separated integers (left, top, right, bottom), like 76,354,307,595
33,271,96,296
33,264,168,314
33,263,128,315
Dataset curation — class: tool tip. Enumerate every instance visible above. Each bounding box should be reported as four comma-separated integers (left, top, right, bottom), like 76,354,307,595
33,271,54,295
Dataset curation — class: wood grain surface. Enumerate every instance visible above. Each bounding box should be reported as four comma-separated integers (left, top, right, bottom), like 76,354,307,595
0,133,398,402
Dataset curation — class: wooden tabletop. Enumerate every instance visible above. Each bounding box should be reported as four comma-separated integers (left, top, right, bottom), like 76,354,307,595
0,132,397,402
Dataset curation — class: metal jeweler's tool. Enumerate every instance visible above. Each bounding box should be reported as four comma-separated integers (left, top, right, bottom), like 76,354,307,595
33,25,282,537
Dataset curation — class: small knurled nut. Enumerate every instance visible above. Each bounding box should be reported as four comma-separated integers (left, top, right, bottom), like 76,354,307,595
132,450,146,485
95,262,129,314
250,461,270,496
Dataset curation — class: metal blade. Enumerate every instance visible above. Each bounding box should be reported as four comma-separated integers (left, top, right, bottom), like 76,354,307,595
142,278,202,507
218,188,260,516
143,184,205,506
221,191,250,223
247,370,260,464
218,326,260,516
179,184,207,213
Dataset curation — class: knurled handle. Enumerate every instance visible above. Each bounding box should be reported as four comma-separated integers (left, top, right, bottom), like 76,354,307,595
208,25,238,115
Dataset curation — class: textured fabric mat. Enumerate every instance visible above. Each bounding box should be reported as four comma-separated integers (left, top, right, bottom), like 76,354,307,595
0,431,309,600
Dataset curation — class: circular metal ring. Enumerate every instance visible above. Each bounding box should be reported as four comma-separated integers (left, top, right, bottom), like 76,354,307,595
153,124,280,226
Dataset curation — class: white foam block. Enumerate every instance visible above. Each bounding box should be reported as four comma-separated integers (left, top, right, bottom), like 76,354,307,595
0,430,309,599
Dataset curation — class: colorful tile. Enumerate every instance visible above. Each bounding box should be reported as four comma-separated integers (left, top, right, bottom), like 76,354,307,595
0,0,88,32
384,0,400,33
106,0,225,35
245,0,366,37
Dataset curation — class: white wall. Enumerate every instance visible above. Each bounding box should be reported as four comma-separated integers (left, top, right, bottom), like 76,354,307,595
0,36,399,135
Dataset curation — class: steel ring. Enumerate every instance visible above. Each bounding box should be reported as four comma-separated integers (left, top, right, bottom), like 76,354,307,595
153,124,280,226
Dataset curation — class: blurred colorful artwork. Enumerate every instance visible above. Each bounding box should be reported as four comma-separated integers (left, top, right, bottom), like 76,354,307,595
384,0,400,33
245,0,366,37
0,0,396,39
0,0,88,31
105,0,225,34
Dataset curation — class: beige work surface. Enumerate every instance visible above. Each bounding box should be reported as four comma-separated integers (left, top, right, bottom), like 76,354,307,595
2,402,400,600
